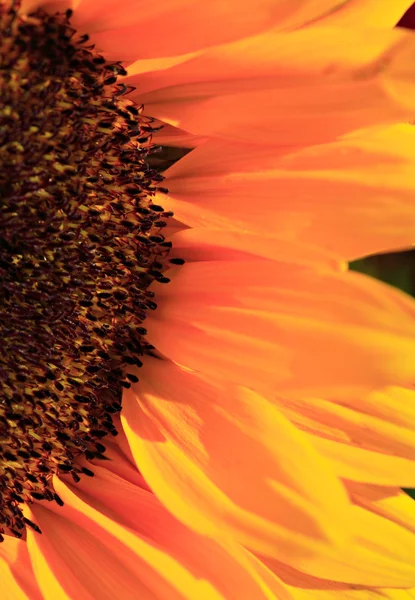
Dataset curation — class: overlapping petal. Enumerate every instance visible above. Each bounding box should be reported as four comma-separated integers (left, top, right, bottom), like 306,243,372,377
0,536,42,600
122,27,415,144
318,0,414,28
162,125,415,259
255,501,415,587
169,228,344,269
13,0,415,597
23,462,279,600
246,547,415,599
349,483,415,531
27,0,365,63
122,358,351,567
145,259,415,397
272,389,415,486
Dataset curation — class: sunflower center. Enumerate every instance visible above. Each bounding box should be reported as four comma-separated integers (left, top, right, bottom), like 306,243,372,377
0,3,174,539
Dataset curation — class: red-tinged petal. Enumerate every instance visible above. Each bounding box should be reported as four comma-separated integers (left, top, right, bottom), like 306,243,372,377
145,260,415,397
21,0,73,13
127,27,405,99
65,1,368,62
152,122,208,148
122,358,352,566
0,559,30,600
0,536,42,600
66,461,276,600
141,83,404,146
92,436,151,490
169,229,345,269
126,28,415,144
162,125,415,260
67,0,332,62
26,475,255,600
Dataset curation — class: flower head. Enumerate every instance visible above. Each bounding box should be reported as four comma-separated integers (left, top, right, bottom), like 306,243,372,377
2,0,415,597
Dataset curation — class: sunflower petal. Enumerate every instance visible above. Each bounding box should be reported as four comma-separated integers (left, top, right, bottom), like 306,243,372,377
25,466,277,600
259,502,415,587
0,536,42,600
319,0,414,27
349,483,415,533
122,358,351,567
68,0,354,62
162,124,415,260
152,121,208,148
0,559,30,600
310,436,415,486
246,551,415,600
169,228,344,269
272,392,415,486
146,260,415,396
76,461,278,600
125,27,415,144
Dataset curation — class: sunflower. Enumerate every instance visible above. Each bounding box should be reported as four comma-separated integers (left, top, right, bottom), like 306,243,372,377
2,0,415,598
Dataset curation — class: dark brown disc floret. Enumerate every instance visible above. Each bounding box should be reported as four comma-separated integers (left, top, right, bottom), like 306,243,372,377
0,2,178,538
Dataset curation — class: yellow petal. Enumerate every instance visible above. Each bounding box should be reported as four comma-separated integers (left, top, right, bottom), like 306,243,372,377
310,436,415,486
259,502,415,587
272,390,415,486
318,0,414,27
122,359,351,567
349,483,415,533
0,558,31,600
25,472,271,600
247,551,415,600
74,460,275,600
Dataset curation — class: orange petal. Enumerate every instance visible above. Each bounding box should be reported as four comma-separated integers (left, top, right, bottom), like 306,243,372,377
162,124,415,260
21,0,73,13
152,121,208,149
0,536,42,600
122,358,351,567
127,27,406,97
126,27,412,99
67,1,377,62
79,459,288,600
127,28,415,144
145,260,415,397
169,228,345,269
0,559,30,600
25,469,274,600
